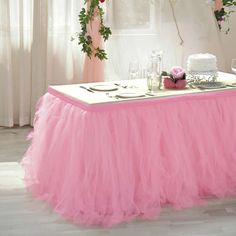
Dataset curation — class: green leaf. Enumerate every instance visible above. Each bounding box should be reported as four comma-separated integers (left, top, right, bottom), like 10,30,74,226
161,71,169,76
95,48,108,60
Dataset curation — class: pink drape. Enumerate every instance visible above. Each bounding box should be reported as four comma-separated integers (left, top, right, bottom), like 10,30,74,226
82,15,104,83
214,0,223,11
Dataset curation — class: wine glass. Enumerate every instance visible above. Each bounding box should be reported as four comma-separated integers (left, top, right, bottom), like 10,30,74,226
231,59,236,75
144,62,153,91
128,60,139,88
231,59,236,85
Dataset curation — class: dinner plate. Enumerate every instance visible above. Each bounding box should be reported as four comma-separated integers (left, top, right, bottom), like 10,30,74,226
194,81,226,89
226,82,236,87
89,84,118,92
116,92,145,98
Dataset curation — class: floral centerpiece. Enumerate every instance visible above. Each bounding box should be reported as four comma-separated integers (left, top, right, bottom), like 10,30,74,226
162,67,187,89
72,0,112,60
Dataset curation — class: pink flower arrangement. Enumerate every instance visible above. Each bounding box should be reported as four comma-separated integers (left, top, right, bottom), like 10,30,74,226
162,66,187,89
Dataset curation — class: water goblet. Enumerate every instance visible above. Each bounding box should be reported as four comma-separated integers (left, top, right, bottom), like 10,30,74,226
231,59,236,76
128,60,139,88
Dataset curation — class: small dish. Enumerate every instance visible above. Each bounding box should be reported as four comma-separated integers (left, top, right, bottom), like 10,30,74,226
90,84,118,92
116,92,145,98
226,83,236,87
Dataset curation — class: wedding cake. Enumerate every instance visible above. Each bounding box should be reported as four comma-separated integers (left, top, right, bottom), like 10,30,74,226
187,53,217,72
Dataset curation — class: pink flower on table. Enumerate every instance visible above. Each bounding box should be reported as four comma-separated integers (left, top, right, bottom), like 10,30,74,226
170,66,185,79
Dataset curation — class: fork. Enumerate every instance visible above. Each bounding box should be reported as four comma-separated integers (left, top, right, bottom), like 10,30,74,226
114,83,128,89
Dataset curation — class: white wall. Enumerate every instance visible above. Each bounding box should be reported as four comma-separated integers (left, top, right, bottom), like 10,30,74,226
221,13,236,72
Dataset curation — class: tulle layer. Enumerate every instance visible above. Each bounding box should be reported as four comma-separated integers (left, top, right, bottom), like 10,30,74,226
22,90,236,227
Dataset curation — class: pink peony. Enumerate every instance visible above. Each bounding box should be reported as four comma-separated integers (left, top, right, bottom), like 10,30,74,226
163,77,176,89
176,79,187,89
170,66,185,79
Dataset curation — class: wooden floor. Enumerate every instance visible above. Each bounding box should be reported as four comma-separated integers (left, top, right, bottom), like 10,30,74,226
1,127,236,236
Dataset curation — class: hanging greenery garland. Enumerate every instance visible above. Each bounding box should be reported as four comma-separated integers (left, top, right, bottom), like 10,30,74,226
72,0,112,60
213,0,236,34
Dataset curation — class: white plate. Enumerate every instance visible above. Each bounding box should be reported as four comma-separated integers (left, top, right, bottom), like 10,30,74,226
194,82,226,89
226,82,236,87
90,84,118,92
116,92,145,98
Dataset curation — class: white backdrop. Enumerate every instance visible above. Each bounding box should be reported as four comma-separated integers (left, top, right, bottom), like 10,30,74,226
0,0,233,127
105,0,226,80
221,13,236,72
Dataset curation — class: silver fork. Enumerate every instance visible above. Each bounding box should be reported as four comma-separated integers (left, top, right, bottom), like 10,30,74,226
114,83,128,89
106,93,119,99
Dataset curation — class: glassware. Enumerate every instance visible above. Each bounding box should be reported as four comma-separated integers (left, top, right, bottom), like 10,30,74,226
146,50,163,93
150,50,163,75
231,59,236,76
128,60,139,88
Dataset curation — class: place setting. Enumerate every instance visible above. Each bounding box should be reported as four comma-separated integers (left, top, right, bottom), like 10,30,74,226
79,84,147,101
79,59,149,100
108,59,147,99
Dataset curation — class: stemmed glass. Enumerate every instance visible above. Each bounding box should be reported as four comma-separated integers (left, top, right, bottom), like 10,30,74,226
231,59,236,86
128,60,139,88
144,62,153,91
231,59,236,76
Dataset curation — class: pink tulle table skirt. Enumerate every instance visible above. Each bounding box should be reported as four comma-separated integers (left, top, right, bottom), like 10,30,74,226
22,87,236,227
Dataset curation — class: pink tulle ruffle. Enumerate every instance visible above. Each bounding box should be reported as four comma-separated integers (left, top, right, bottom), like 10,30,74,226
22,90,236,227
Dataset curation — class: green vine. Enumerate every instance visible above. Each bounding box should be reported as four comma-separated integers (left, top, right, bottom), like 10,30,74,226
72,0,112,60
214,0,236,34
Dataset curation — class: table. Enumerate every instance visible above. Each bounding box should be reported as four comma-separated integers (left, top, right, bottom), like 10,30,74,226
22,72,236,227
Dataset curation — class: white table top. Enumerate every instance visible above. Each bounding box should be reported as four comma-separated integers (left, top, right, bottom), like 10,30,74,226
49,72,236,105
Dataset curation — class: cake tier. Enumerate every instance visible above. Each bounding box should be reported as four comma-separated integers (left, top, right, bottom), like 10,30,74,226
187,53,217,72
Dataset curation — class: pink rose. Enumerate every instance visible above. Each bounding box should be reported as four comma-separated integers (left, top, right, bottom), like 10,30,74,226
170,66,185,79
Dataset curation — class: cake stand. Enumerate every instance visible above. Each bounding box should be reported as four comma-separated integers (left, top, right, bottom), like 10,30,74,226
187,70,218,84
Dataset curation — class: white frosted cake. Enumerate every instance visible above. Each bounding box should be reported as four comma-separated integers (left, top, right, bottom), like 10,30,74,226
187,53,217,72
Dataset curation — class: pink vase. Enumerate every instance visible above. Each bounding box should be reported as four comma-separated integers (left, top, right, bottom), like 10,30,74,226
176,79,187,89
163,78,176,89
163,77,187,89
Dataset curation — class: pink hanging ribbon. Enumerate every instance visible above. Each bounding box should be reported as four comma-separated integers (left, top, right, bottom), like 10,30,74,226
82,2,104,83
214,0,223,11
